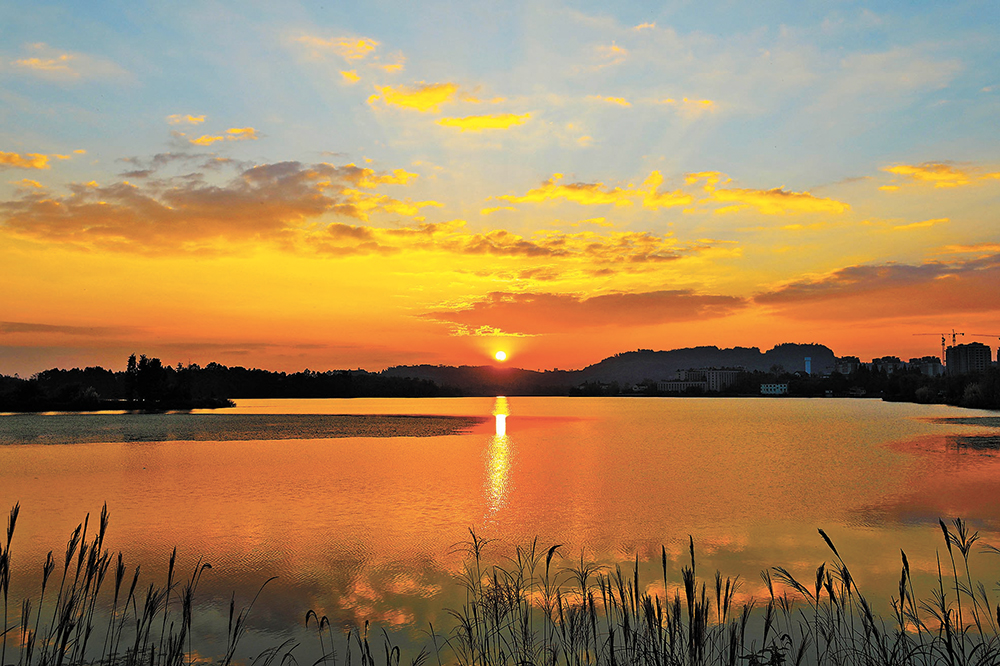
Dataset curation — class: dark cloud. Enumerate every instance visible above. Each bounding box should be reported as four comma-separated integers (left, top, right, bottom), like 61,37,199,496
0,160,426,253
426,290,748,333
0,321,138,336
754,254,1000,319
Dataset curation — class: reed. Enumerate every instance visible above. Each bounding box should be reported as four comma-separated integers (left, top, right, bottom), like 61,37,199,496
6,508,1000,666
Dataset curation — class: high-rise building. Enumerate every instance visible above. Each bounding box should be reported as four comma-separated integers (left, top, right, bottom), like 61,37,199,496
945,342,992,375
908,356,945,377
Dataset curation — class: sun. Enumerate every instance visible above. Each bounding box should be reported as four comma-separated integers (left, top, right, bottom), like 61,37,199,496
494,350,507,362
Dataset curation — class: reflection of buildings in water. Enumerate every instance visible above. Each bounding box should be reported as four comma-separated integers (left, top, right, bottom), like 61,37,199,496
486,396,511,516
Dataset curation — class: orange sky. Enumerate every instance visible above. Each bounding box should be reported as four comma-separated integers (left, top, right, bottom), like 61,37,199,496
1,2,999,375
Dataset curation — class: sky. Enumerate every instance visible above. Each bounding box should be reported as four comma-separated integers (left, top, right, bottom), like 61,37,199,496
1,0,999,376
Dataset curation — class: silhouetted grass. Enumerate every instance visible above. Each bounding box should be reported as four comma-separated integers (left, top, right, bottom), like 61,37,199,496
5,506,1000,666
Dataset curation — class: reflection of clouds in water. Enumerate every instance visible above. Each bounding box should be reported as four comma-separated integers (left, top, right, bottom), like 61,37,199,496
299,559,450,631
486,397,512,518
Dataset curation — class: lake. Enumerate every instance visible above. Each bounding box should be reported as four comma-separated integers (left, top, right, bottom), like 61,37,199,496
2,396,999,660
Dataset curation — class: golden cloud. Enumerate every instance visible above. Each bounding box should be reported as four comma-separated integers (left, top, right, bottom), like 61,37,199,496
167,114,206,125
892,217,948,231
595,43,628,67
436,113,531,132
480,206,517,216
227,127,258,140
641,172,693,209
936,242,1000,256
587,95,631,107
368,83,460,113
449,324,535,338
296,36,379,60
189,135,223,146
498,171,689,209
0,152,50,169
13,54,75,75
376,54,406,73
685,171,729,190
340,70,361,84
657,97,716,118
499,174,634,207
883,162,1000,187
710,187,849,215
10,44,127,81
189,127,259,146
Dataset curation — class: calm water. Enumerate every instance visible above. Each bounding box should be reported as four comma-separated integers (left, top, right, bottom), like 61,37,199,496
1,397,999,657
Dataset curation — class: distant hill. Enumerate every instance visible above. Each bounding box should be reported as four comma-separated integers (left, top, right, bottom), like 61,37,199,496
382,343,836,394
577,343,835,384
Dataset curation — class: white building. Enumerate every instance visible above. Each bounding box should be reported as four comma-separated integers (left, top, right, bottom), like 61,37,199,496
760,383,789,396
657,367,743,394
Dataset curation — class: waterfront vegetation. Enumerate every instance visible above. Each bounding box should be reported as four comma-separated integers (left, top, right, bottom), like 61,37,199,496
5,504,1000,666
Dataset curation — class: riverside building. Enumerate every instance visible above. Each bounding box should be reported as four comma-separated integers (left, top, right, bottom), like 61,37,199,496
946,342,992,375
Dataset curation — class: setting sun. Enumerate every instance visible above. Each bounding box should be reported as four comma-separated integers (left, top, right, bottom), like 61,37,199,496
494,350,507,362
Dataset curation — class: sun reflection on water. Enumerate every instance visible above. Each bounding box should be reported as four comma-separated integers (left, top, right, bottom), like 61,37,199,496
486,396,511,518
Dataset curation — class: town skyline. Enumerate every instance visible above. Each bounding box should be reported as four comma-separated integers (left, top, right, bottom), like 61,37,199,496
2,1,999,377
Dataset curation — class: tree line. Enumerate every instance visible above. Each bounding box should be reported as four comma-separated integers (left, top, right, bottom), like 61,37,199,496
0,354,458,411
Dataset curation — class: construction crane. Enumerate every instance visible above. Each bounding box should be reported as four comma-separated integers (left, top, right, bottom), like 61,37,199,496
913,329,965,361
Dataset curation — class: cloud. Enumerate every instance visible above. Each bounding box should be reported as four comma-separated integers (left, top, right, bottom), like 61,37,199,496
685,172,848,215
0,321,136,337
710,187,850,215
9,43,128,81
640,172,693,209
167,114,206,125
754,254,1000,320
436,113,531,132
296,36,379,60
426,290,748,334
935,242,1000,256
497,172,690,209
655,97,716,118
882,162,1000,188
449,325,535,338
368,82,460,112
594,43,628,68
189,127,259,146
499,174,634,207
892,217,948,231
340,70,361,84
13,179,43,188
0,151,50,169
633,22,656,31
480,206,517,215
587,95,631,107
376,54,406,73
13,54,74,75
0,160,434,253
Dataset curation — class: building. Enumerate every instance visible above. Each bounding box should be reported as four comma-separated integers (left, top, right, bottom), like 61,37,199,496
872,356,905,374
706,369,742,391
760,383,789,395
656,380,707,393
656,368,743,394
908,356,945,377
835,356,861,375
946,342,992,375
